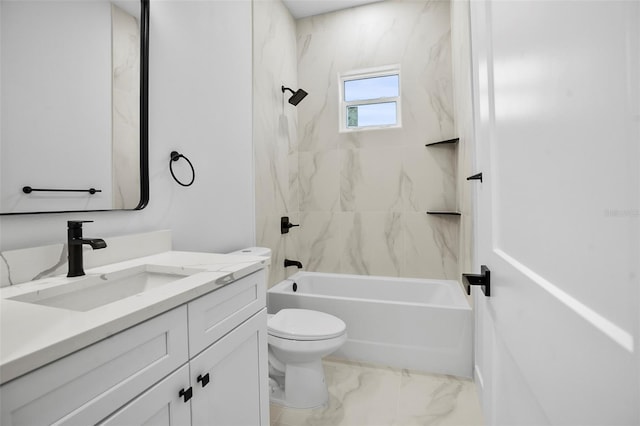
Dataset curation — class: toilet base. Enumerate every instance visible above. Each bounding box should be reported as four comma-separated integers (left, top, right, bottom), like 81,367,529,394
269,359,329,409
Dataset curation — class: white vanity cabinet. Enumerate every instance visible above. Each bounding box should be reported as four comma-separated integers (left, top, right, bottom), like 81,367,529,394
99,364,192,426
0,306,190,426
0,269,268,426
189,309,268,426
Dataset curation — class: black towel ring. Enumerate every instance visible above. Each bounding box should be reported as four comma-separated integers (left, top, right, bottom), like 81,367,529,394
169,151,195,187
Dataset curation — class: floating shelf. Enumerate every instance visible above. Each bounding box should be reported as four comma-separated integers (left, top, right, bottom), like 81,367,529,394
425,138,459,147
425,138,461,217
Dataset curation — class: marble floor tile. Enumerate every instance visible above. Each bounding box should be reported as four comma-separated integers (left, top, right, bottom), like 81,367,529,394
271,359,483,426
270,403,284,425
395,369,482,426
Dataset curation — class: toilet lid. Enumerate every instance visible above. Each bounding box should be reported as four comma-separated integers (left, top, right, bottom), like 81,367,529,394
268,309,346,341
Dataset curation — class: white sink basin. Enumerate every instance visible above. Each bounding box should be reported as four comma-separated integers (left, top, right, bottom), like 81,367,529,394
9,264,204,311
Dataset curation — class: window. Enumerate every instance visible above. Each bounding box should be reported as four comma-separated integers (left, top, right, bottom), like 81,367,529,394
339,66,401,131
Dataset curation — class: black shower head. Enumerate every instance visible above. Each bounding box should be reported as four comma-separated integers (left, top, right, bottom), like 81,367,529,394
281,85,308,106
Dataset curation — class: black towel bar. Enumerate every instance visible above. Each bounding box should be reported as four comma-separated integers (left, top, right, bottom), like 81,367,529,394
23,186,101,194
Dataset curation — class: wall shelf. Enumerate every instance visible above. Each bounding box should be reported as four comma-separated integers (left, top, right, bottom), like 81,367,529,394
426,138,461,218
425,138,459,147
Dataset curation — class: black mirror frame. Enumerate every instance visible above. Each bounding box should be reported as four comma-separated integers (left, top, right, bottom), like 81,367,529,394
1,0,150,216
137,0,150,211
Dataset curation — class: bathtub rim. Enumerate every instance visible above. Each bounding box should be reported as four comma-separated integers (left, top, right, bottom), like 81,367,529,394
268,271,471,311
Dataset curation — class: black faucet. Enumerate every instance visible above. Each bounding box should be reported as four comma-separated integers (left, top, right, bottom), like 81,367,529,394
284,259,303,269
67,220,107,277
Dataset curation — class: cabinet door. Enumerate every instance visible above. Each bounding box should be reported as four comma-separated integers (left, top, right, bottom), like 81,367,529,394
0,306,189,426
190,309,269,426
99,365,191,426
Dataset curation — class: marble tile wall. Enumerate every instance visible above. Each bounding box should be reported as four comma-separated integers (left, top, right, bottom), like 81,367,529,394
451,0,475,280
293,0,460,280
253,0,299,286
254,0,466,284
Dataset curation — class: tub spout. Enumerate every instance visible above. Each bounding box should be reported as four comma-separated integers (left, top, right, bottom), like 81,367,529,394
284,259,303,269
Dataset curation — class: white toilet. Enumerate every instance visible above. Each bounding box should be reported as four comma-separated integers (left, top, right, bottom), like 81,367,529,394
228,247,347,409
268,308,347,409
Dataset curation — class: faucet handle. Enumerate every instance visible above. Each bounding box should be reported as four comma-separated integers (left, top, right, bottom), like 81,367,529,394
68,220,93,228
280,216,300,234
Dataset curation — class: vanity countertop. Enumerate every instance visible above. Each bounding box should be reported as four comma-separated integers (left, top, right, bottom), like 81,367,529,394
0,251,269,385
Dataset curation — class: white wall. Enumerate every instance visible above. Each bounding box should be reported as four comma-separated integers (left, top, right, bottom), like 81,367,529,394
0,0,255,254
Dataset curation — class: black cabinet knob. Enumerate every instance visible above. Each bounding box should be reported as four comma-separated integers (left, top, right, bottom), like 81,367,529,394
197,373,210,388
179,387,193,403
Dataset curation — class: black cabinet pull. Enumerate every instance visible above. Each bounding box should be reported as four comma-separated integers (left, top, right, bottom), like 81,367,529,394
179,387,193,403
462,265,491,296
197,373,210,388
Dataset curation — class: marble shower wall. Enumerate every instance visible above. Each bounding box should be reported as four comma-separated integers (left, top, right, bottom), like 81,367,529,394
253,0,299,286
294,0,459,279
451,0,475,281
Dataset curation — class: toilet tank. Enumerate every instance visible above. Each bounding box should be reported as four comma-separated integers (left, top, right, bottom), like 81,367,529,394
227,247,272,258
227,247,272,279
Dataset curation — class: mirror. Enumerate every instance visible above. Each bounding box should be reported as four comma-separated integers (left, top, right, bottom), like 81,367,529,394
0,0,149,215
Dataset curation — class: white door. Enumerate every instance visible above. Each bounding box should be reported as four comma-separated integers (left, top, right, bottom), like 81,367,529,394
468,1,639,424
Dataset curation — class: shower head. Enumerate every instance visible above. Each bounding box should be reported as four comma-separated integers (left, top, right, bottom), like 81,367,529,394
281,85,308,106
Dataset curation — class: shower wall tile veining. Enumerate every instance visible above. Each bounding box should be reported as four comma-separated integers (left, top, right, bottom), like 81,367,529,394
253,0,299,286
255,0,461,285
295,0,458,280
450,0,475,280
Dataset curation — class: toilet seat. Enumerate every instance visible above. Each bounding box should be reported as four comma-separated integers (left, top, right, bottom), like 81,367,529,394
268,309,346,341
268,332,348,354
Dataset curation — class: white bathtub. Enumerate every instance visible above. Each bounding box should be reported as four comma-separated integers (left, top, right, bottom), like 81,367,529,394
267,272,472,378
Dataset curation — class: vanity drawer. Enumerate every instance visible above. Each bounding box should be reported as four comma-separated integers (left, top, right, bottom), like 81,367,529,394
187,269,266,356
0,306,189,426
